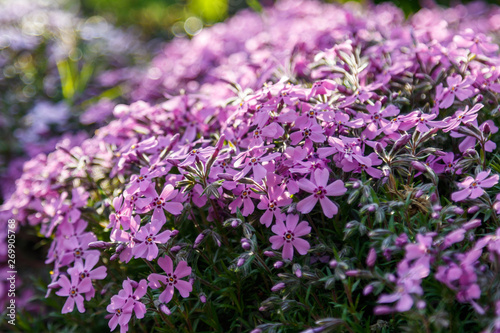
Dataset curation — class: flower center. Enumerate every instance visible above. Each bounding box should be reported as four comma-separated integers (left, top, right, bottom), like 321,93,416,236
314,187,326,198
283,231,294,242
304,129,311,137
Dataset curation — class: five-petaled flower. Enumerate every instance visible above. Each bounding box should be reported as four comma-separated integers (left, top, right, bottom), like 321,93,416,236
56,271,93,314
269,214,311,261
451,170,499,202
148,256,192,303
296,168,347,218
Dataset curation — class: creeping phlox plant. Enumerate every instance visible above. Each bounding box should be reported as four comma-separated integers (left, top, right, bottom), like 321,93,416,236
4,0,500,332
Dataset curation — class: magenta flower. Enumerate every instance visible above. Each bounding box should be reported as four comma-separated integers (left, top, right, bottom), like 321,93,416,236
269,214,311,261
257,173,291,227
56,271,93,313
296,168,347,218
148,256,192,303
67,254,107,300
133,223,173,261
125,167,155,195
451,170,499,202
441,103,483,133
228,186,258,216
107,296,134,333
438,75,474,109
149,184,184,225
117,279,148,319
290,123,326,145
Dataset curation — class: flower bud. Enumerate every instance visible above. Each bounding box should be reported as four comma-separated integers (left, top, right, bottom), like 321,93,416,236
88,241,113,249
432,204,442,212
237,258,245,267
363,284,374,295
468,205,480,214
160,304,171,315
329,260,338,268
241,238,251,250
453,207,464,215
264,251,275,257
464,218,481,230
200,294,207,303
115,243,126,253
170,245,181,253
274,261,284,269
483,122,491,135
345,270,360,277
271,282,285,292
411,161,427,172
463,148,477,157
392,133,411,152
194,233,205,247
171,230,179,237
366,248,376,268
217,173,234,181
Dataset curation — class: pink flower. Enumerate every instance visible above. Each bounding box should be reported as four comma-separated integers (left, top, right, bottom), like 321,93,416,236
438,75,474,109
296,168,347,218
67,254,107,300
451,170,499,202
117,279,148,319
56,271,92,314
289,123,326,145
257,173,291,227
149,184,184,226
107,296,134,333
125,167,155,195
133,223,174,261
441,103,483,133
228,186,259,216
148,256,192,303
269,214,311,261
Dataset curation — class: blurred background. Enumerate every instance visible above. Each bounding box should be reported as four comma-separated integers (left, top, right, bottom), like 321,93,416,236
1,0,498,204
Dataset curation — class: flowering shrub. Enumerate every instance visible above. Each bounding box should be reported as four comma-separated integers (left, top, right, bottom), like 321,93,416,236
3,0,500,332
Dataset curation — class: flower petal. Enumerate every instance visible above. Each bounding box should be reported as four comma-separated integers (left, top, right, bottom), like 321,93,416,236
296,195,317,214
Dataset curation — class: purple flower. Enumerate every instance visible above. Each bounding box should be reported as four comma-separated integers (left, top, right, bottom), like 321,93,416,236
133,223,173,261
296,168,347,218
269,214,311,261
148,256,192,303
451,170,499,202
107,296,134,333
149,184,184,225
56,271,93,314
438,75,474,109
257,173,291,227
